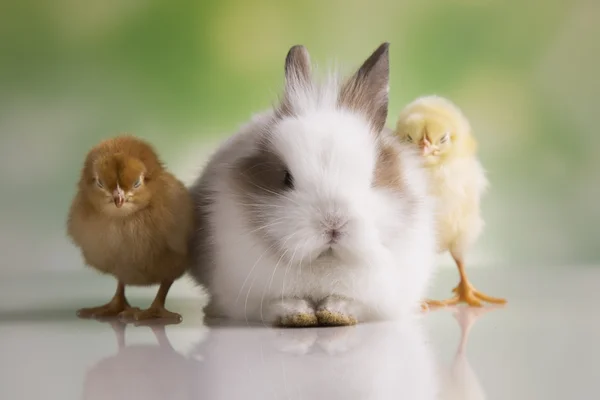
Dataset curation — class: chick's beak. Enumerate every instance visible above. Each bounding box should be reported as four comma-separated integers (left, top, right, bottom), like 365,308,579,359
112,188,125,208
419,139,432,156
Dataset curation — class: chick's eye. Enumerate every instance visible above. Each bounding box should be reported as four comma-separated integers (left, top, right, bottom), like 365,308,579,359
406,134,413,142
283,170,294,189
133,177,143,188
440,133,450,144
96,179,104,188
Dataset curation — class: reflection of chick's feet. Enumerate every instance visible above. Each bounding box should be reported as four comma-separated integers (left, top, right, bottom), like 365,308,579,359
427,280,507,308
453,303,503,328
77,303,139,318
120,307,182,322
316,296,358,326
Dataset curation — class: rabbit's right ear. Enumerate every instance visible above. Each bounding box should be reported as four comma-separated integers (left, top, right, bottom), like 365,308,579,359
339,42,390,134
278,45,312,117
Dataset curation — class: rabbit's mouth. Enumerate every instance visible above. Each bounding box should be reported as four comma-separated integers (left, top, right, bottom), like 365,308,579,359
314,247,339,263
318,247,334,259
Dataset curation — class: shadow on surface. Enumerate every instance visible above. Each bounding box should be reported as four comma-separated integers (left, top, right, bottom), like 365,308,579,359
0,298,204,324
0,308,78,323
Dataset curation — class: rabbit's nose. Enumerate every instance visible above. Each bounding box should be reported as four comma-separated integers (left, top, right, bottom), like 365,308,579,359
323,213,346,229
326,228,342,243
322,214,348,240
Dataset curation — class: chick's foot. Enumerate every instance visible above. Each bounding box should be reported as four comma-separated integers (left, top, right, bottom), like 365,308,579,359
119,280,182,323
128,306,182,322
77,282,138,318
426,280,507,308
77,302,139,318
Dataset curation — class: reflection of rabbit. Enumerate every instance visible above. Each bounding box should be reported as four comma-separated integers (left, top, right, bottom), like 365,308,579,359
82,321,199,400
192,320,439,400
440,306,503,400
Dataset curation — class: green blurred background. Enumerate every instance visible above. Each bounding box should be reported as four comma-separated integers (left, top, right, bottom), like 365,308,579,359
1,0,598,276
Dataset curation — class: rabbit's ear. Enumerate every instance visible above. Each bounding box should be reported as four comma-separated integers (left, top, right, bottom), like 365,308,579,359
278,45,312,117
339,42,390,133
285,45,312,88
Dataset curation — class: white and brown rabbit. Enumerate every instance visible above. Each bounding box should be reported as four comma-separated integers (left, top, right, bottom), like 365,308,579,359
189,43,437,326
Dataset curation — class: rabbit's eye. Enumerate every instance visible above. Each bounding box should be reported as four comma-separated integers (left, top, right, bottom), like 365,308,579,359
283,170,294,189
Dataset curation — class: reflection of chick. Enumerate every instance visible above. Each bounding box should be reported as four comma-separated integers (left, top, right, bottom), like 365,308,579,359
395,96,505,307
440,306,501,400
83,321,197,400
67,136,193,321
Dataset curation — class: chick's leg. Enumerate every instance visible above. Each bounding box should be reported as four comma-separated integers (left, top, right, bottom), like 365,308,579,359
77,282,139,318
426,255,506,308
129,280,182,322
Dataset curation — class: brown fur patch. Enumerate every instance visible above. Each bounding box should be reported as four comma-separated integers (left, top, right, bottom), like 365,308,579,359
231,138,290,248
234,143,288,199
338,42,390,133
188,174,217,290
373,133,404,191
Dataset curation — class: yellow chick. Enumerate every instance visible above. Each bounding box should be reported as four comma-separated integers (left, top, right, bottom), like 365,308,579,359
395,95,506,307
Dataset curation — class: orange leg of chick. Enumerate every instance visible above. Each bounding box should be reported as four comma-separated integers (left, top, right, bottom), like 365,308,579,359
77,282,139,318
426,255,507,308
120,280,182,322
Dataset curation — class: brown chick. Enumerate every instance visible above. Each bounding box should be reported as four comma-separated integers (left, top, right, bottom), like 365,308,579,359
67,135,193,321
395,95,506,308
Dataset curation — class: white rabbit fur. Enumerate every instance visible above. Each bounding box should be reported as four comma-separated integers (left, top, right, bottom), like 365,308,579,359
189,43,437,325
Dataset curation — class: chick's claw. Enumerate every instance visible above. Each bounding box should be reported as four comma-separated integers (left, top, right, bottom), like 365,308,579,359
77,303,138,319
457,285,507,304
427,280,507,308
118,307,141,320
128,307,182,322
77,305,117,319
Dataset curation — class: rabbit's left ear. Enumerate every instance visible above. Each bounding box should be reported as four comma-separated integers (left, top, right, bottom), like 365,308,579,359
339,42,390,133
278,45,313,117
284,45,312,90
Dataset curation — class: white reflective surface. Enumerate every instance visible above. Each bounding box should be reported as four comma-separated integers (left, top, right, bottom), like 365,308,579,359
1,267,599,399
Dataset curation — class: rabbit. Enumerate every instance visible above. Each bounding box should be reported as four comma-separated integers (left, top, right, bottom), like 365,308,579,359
189,42,437,326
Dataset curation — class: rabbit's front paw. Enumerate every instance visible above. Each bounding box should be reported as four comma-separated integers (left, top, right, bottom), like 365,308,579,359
316,296,359,326
269,298,318,328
